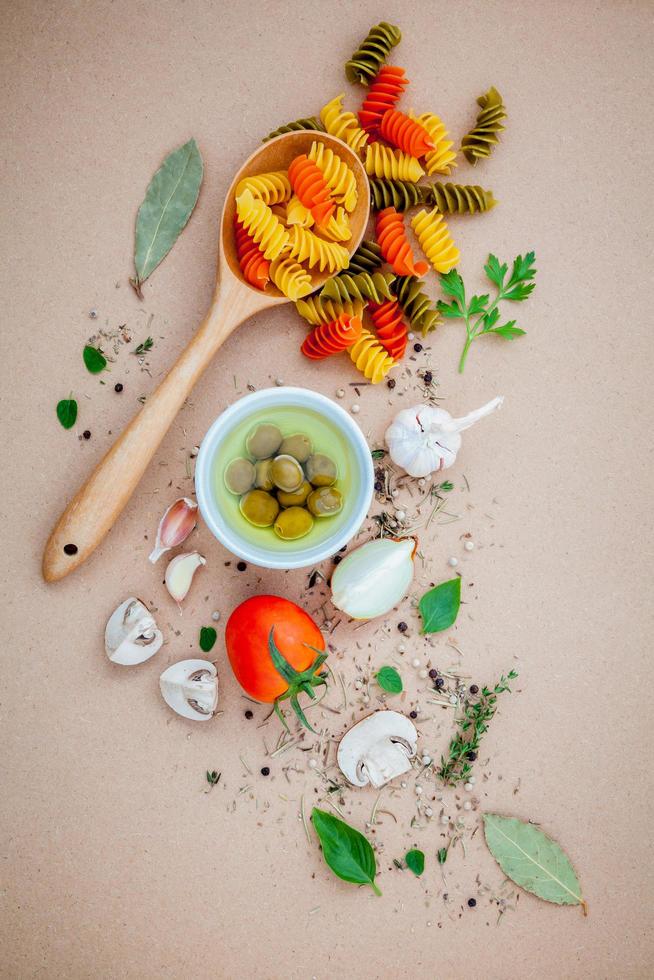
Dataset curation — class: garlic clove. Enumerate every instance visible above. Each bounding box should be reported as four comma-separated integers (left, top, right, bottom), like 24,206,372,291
331,537,416,620
164,551,206,606
159,659,218,721
148,497,198,563
105,597,164,666
385,397,503,478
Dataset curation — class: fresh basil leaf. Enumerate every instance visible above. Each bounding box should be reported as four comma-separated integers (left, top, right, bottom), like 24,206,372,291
490,322,526,339
312,807,381,895
405,849,425,877
132,138,203,294
436,299,463,319
483,253,507,288
199,626,217,653
468,294,489,316
483,814,586,912
419,577,461,634
56,398,77,429
83,345,107,374
438,268,465,304
375,666,403,694
502,282,536,302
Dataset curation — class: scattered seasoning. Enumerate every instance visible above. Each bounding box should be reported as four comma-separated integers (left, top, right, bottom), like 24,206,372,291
245,709,253,719
114,383,124,393
435,677,445,689
132,337,154,356
82,430,91,440
466,750,477,761
63,543,78,555
261,766,270,776
397,621,408,633
387,378,396,389
237,561,247,572
413,343,423,352
89,309,98,319
409,710,418,719
374,480,383,492
423,371,433,384
429,668,439,679
467,898,477,908
206,770,221,786
469,684,479,695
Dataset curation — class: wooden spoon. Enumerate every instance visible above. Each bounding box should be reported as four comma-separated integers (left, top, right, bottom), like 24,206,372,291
43,132,370,582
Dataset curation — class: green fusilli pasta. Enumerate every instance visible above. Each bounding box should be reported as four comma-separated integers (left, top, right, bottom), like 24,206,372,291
425,182,497,214
345,22,402,85
460,87,506,165
347,239,383,275
369,178,430,212
394,276,442,336
321,271,396,305
263,117,325,142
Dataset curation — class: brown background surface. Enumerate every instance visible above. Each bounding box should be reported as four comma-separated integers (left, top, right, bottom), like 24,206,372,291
2,1,653,977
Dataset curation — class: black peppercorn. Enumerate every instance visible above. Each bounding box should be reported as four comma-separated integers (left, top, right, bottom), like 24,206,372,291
397,621,408,633
469,684,479,695
387,378,396,389
413,343,423,352
435,677,445,689
374,480,383,492
428,668,438,679
83,430,91,440
423,371,432,384
237,561,247,571
466,750,477,761
260,766,270,776
244,710,253,719
63,543,78,556
409,710,418,719
114,383,123,393
467,898,477,908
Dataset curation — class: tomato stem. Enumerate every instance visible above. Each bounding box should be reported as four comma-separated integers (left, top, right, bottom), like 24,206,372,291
268,627,328,733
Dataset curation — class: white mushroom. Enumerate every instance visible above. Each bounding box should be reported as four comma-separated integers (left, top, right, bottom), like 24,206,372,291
159,659,218,721
337,710,417,788
105,597,164,666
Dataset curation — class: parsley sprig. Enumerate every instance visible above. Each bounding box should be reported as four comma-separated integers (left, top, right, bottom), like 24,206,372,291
438,669,518,785
437,252,537,372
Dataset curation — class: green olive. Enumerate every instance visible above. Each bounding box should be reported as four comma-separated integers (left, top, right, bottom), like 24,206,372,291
254,458,274,491
273,506,314,540
239,490,279,527
277,480,312,507
307,486,344,517
279,432,313,463
271,454,304,492
305,453,338,487
245,423,283,459
224,457,255,495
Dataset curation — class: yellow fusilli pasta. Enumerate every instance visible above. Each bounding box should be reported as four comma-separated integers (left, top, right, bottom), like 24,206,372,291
308,142,358,212
286,195,314,227
286,195,351,241
270,256,312,300
348,327,395,383
410,208,460,274
286,225,350,273
409,111,457,176
295,295,365,326
364,144,424,182
235,171,292,206
236,189,289,260
320,95,369,155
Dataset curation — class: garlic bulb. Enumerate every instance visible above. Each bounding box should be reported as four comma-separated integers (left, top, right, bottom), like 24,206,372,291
149,497,198,563
331,537,416,620
385,397,504,478
105,597,163,665
164,551,206,607
159,659,218,721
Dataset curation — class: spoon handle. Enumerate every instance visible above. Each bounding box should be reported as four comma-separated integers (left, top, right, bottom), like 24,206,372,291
42,279,262,582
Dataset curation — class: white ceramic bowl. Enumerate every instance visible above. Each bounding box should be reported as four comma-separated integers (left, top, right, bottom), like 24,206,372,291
195,387,374,569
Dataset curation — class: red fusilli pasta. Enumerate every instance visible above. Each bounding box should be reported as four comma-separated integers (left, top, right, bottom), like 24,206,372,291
379,109,434,158
375,207,428,277
288,154,335,227
369,299,408,360
234,217,270,290
358,65,408,139
301,313,363,360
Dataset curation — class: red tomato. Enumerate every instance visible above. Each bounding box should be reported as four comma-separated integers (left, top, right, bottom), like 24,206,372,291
225,595,325,703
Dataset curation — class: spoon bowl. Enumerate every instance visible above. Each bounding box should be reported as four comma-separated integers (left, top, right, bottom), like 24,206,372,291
43,131,370,582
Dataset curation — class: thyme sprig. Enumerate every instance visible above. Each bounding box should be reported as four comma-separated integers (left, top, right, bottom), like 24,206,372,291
438,669,518,785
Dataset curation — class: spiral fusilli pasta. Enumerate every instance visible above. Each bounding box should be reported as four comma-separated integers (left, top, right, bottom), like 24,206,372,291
394,275,442,336
234,217,270,290
365,144,424,182
286,196,351,241
269,256,312,301
379,109,434,158
410,207,460,274
236,189,290,260
301,313,363,359
288,154,335,226
410,111,457,176
460,87,506,165
425,182,497,214
320,271,396,305
369,300,408,360
376,207,428,277
345,22,402,86
295,295,365,327
348,327,395,383
263,117,324,142
358,65,408,137
347,239,382,274
308,142,358,212
320,95,369,155
235,171,291,207
286,225,350,273
369,177,429,212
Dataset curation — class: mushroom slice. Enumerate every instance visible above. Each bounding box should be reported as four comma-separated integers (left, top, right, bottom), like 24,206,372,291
105,597,164,666
159,659,218,721
337,710,417,788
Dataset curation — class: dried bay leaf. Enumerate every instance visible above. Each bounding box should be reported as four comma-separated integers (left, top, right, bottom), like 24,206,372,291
483,814,587,914
131,138,203,296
